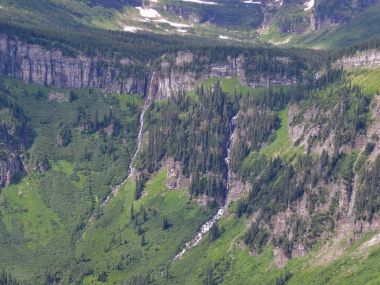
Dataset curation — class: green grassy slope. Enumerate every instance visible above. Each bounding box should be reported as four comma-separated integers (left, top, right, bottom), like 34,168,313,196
0,78,141,283
79,170,214,284
293,3,380,48
168,220,380,285
0,63,380,284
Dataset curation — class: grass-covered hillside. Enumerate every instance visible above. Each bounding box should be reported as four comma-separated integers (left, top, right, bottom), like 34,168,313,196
0,0,379,284
0,55,380,284
0,78,141,283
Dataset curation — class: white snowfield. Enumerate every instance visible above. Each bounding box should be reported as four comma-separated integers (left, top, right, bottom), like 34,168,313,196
135,7,191,28
177,29,188,33
136,7,161,18
123,25,142,33
182,0,219,5
219,35,230,39
304,0,315,11
275,0,283,6
242,0,262,4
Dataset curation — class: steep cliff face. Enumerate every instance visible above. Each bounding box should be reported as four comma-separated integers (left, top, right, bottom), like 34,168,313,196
0,34,298,99
0,34,146,94
0,153,24,188
0,94,28,189
334,49,380,69
242,99,380,265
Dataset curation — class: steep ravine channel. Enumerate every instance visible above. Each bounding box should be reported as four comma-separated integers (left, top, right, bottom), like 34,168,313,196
87,98,152,224
173,113,239,261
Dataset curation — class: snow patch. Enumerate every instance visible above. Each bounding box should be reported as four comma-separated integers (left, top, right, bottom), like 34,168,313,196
177,29,188,33
136,7,161,18
219,35,230,40
304,0,314,11
182,0,218,5
274,0,283,6
123,25,142,33
136,6,190,28
242,0,261,4
154,18,190,28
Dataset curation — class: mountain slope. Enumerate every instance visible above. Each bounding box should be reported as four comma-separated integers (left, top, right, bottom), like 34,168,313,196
1,0,379,48
0,1,379,285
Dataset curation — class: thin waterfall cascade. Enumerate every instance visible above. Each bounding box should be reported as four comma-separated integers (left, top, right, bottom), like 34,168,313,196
87,98,151,224
173,112,239,261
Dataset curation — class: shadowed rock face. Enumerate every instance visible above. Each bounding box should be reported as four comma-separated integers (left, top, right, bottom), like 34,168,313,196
0,115,26,189
0,154,24,188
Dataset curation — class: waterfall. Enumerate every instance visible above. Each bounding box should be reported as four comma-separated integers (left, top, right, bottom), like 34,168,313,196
87,98,151,224
173,113,238,261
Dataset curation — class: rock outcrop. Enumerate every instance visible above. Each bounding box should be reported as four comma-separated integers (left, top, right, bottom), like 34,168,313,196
0,153,24,188
335,49,380,69
0,34,146,94
165,158,191,190
0,34,298,99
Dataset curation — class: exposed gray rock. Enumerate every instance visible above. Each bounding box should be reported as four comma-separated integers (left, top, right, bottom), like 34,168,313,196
0,153,24,188
0,34,145,94
0,34,298,100
165,158,191,190
335,49,380,69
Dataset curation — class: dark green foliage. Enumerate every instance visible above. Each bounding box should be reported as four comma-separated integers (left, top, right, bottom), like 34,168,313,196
0,86,31,185
201,258,231,285
130,204,135,220
235,198,247,218
203,264,215,285
165,0,263,29
142,82,234,201
275,3,311,35
97,271,108,282
274,270,293,285
140,234,146,246
209,223,220,242
0,78,142,284
135,176,145,200
355,155,380,221
244,223,269,253
315,0,376,23
0,0,325,75
239,151,359,252
128,272,153,285
364,142,375,155
57,124,72,147
162,216,171,230
0,269,19,285
296,82,371,150
0,87,31,150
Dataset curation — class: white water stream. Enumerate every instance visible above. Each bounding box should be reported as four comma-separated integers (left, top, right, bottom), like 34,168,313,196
173,113,238,261
88,98,151,224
